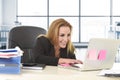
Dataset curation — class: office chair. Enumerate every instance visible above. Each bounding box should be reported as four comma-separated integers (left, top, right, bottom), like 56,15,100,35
8,26,46,63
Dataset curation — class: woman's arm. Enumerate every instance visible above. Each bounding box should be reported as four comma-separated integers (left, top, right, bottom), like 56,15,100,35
58,58,83,65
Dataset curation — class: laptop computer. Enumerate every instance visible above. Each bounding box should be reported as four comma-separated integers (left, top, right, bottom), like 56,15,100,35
58,38,120,71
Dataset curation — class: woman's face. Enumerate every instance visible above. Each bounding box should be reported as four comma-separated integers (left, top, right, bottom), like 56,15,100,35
58,26,71,48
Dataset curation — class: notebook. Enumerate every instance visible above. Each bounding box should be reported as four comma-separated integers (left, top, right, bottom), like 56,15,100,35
58,38,120,71
22,63,46,70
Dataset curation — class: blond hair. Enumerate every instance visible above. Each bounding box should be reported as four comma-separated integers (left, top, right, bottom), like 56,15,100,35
46,18,75,57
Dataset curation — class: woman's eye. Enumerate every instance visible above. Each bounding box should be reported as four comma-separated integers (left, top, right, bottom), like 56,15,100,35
60,34,64,37
68,34,71,37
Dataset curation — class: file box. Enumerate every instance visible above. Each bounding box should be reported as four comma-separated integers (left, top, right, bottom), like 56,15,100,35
0,56,21,74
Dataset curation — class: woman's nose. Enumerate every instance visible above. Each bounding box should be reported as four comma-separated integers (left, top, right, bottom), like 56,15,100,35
63,36,68,42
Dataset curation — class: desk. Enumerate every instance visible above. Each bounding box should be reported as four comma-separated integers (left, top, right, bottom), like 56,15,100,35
0,66,119,80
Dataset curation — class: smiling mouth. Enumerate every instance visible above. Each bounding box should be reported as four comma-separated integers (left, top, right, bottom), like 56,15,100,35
61,42,66,45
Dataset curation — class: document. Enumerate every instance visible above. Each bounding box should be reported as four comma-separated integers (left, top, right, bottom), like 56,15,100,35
98,63,120,77
98,69,120,77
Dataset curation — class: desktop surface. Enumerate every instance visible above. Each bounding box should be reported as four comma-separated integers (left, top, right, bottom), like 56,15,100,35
0,65,120,80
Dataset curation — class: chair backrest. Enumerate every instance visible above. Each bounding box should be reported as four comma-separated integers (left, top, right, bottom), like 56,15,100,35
8,26,46,63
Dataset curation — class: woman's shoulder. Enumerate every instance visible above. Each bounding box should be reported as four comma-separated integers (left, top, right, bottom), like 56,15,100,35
37,35,49,42
37,35,53,48
37,35,52,45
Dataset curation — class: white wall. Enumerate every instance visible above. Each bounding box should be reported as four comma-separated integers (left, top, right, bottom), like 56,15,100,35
2,0,16,26
0,0,2,26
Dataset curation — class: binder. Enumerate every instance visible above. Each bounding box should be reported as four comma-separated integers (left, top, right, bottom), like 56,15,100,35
0,56,21,74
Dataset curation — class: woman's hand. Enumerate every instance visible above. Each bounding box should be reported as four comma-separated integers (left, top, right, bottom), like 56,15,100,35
58,58,83,65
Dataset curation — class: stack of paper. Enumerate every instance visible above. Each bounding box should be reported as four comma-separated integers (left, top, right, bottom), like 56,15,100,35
98,63,120,77
0,46,23,74
0,46,23,58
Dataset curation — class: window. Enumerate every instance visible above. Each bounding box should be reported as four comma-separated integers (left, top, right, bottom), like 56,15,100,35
18,0,47,16
17,0,118,43
113,0,120,26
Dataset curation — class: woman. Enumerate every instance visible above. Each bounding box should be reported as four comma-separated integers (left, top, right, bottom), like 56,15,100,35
33,18,82,66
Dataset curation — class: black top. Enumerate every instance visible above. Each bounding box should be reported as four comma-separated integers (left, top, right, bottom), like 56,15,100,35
32,36,76,66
